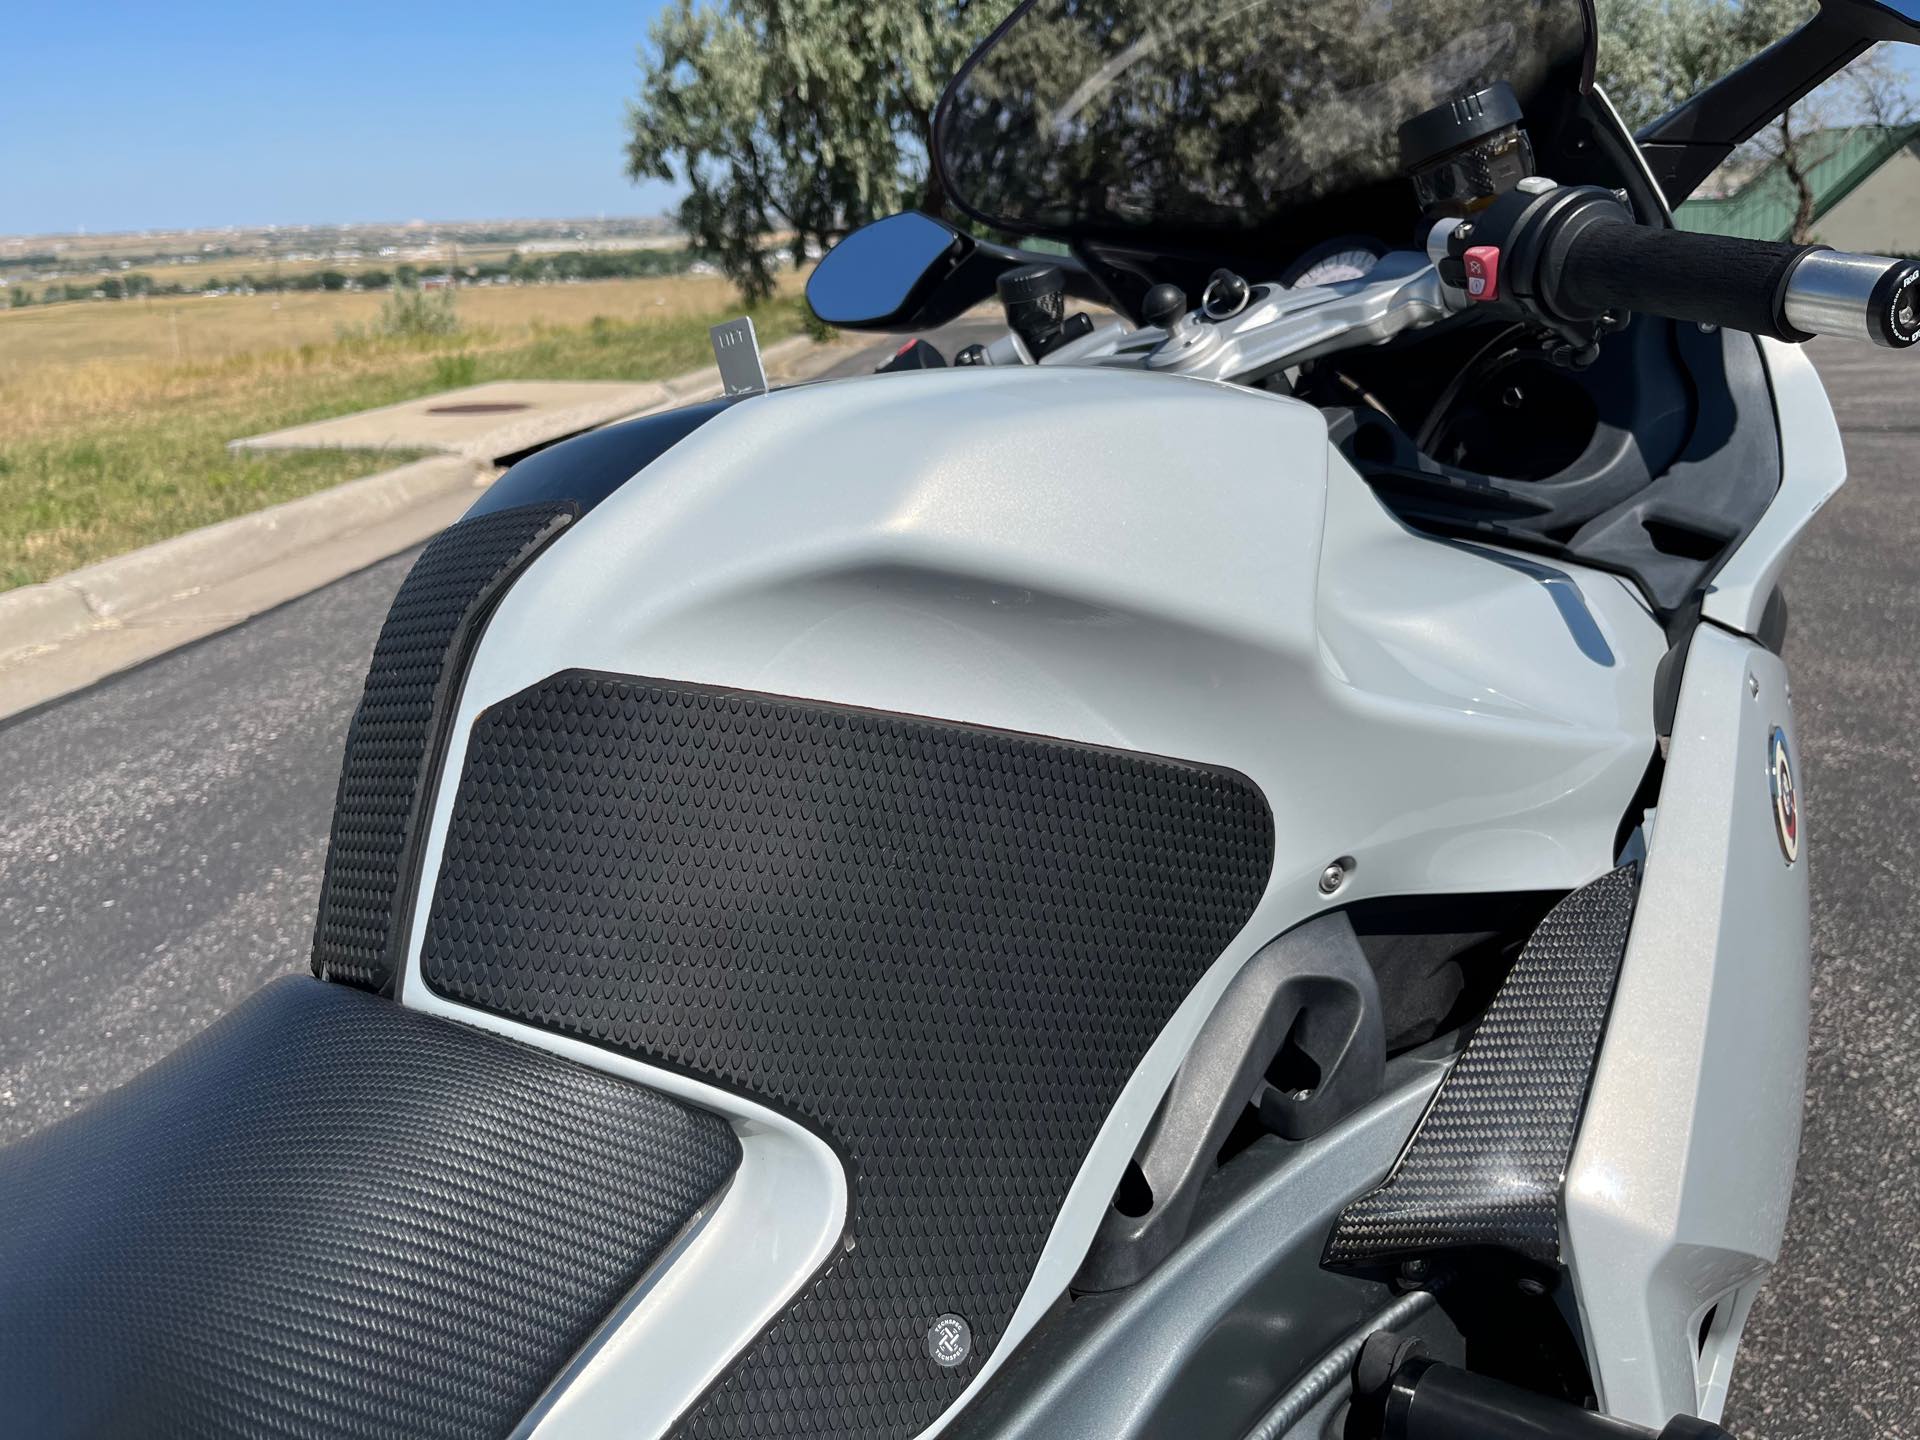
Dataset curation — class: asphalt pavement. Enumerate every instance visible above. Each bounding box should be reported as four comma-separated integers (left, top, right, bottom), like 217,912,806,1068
0,338,1914,1436
1718,341,1920,1440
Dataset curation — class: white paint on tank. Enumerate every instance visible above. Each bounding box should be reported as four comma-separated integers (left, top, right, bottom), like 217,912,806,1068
399,362,1668,1438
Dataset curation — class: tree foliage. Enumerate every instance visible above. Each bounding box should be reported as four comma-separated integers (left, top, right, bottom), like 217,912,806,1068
626,0,1918,286
625,0,1011,301
1595,0,1916,240
1594,0,1817,131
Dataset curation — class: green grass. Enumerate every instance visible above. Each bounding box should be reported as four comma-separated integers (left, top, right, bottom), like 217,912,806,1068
0,297,806,592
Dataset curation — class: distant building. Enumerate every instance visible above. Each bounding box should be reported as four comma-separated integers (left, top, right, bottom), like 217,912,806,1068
1676,125,1920,252
516,237,686,255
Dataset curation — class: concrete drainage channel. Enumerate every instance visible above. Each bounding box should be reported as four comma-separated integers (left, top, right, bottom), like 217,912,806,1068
0,333,868,722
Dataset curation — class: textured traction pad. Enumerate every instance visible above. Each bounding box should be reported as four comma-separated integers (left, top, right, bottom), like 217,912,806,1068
0,976,740,1440
312,502,574,992
421,673,1274,1439
1323,864,1639,1271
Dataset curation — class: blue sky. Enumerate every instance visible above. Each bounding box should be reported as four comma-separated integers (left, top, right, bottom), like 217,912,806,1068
10,6,1917,237
3,1,683,235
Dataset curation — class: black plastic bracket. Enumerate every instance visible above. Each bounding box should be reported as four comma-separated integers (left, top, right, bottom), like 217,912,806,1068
1075,914,1385,1293
1635,13,1867,206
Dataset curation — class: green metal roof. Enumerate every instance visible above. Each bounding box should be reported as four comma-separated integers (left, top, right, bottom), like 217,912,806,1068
1674,124,1920,241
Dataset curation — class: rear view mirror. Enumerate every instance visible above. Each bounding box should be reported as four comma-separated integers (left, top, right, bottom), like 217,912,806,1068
806,213,967,329
806,210,1113,331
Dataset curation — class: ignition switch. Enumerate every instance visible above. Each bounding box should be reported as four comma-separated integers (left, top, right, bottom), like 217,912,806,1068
1202,268,1252,320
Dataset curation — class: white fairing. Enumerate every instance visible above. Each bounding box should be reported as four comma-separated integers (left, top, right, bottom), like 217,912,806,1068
1563,629,1809,1427
1701,337,1848,636
1564,337,1837,1426
400,364,1665,1437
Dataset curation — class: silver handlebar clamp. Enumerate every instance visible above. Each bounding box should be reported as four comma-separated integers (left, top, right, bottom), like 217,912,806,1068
1134,253,1465,386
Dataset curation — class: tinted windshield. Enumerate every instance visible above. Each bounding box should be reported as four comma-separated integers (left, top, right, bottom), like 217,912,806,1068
935,0,1591,240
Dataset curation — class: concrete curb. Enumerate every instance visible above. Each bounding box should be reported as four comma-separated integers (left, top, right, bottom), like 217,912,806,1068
0,456,484,666
80,456,483,623
0,332,864,693
0,585,97,661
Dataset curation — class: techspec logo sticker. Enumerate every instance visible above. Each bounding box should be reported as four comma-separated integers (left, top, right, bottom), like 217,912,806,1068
926,1313,971,1368
1769,726,1800,865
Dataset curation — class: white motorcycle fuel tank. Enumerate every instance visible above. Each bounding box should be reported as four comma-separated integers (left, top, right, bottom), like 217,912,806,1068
379,362,1672,1438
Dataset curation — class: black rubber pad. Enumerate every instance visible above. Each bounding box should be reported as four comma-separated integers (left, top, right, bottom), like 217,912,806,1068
312,502,573,993
1323,864,1638,1271
421,673,1274,1439
0,976,740,1440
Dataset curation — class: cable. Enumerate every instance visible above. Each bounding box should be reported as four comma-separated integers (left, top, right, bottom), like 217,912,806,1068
1412,325,1528,454
1240,1289,1439,1440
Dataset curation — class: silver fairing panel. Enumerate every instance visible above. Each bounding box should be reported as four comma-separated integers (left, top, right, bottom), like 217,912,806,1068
1564,627,1809,1427
397,364,1666,1438
1563,335,1835,1427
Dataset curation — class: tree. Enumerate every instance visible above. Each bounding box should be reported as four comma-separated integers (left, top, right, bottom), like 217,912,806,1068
1596,0,1917,241
625,0,1012,301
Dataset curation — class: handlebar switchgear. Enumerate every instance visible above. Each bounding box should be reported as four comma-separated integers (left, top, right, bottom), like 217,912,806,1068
1436,184,1920,350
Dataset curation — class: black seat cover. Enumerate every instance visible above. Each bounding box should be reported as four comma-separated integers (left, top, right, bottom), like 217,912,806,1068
0,976,740,1440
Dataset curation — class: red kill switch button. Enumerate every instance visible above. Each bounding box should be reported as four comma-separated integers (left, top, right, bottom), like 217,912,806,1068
1463,245,1501,302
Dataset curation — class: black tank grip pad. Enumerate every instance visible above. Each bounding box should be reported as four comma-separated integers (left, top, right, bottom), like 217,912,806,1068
420,672,1275,1440
311,502,577,994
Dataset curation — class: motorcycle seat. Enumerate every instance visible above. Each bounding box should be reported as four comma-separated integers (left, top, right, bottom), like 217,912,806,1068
0,975,741,1440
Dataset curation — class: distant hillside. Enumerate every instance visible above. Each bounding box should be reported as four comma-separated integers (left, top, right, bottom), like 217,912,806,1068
0,216,687,290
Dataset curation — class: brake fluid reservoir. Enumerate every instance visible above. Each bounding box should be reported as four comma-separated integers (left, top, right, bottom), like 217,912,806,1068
1399,82,1536,217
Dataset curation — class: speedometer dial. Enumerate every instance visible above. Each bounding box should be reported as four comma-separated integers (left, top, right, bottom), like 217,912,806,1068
1279,235,1391,289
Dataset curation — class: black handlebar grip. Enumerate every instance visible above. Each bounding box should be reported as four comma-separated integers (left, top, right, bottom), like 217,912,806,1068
1552,222,1819,341
1365,1349,1739,1440
1472,186,1918,347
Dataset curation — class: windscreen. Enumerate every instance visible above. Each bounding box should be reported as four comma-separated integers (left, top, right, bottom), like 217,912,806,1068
935,0,1592,240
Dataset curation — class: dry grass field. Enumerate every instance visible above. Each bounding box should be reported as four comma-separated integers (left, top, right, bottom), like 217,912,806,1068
0,273,808,590
2,273,781,425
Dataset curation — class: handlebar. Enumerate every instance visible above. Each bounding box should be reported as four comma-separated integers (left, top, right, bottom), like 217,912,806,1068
1352,1334,1736,1440
1445,185,1920,350
1559,223,1919,348
1783,249,1920,348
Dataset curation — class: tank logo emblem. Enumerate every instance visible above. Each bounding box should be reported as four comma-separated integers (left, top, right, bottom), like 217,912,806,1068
926,1313,972,1368
1768,726,1799,865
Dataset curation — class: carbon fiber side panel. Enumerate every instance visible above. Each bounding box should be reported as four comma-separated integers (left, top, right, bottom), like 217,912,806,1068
420,673,1275,1440
0,976,740,1440
1323,865,1638,1271
311,502,573,992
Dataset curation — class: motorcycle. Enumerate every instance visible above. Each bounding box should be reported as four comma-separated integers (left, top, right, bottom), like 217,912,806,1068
5,0,1918,1436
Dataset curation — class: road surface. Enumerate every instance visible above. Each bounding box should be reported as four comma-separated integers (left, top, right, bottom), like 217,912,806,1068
0,338,1914,1436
